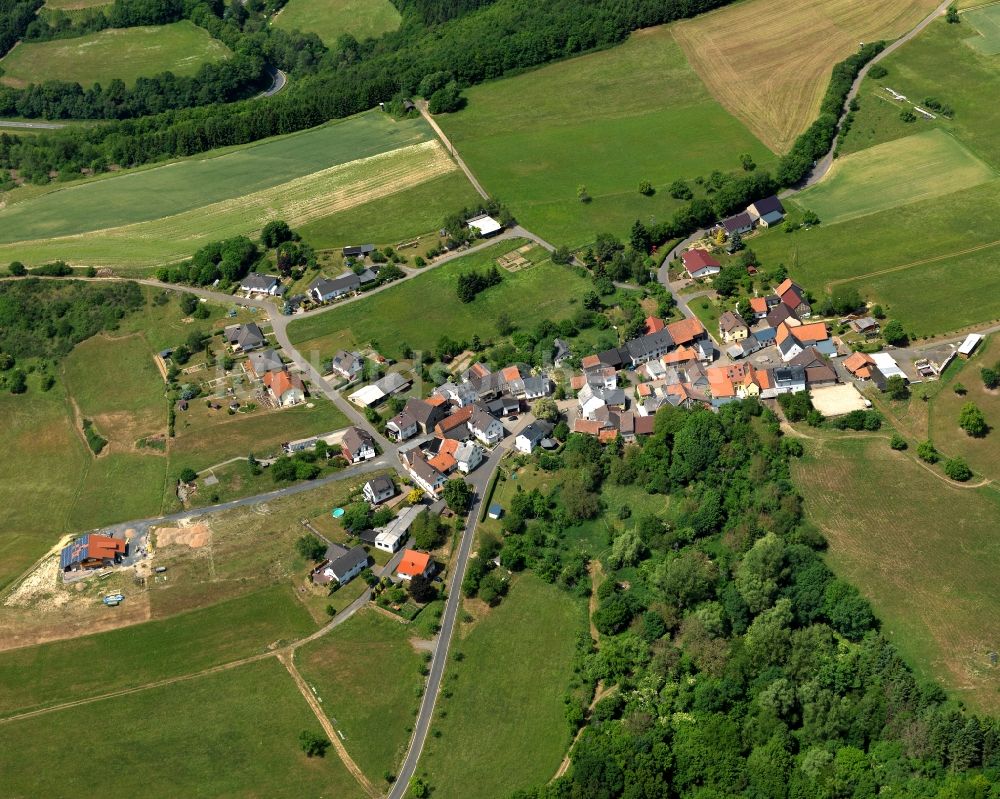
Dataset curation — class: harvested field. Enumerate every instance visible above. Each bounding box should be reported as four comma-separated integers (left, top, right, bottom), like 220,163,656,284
673,0,942,153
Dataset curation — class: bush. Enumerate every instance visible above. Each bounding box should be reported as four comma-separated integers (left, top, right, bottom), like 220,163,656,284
82,419,107,454
298,731,330,758
917,440,939,463
8,261,26,276
900,110,916,123
638,180,655,196
958,402,988,437
944,457,972,481
982,367,1000,390
668,179,693,200
889,433,907,450
869,64,888,79
179,467,198,483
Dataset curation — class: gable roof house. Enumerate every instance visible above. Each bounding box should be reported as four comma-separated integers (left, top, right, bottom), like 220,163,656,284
469,406,504,446
403,449,447,494
239,272,283,297
454,440,485,473
844,351,876,380
343,244,375,258
224,323,266,353
435,404,475,441
666,318,707,348
578,384,627,419
515,420,554,454
553,338,572,367
766,302,798,329
681,249,722,279
720,211,754,236
308,272,361,304
373,505,421,554
312,545,369,586
746,195,785,225
625,329,674,367
776,279,812,318
405,397,448,435
60,533,127,572
331,350,364,381
386,409,418,442
776,321,829,362
768,365,807,395
718,311,750,343
748,296,770,319
363,476,396,505
246,348,285,379
427,437,460,474
263,370,306,406
850,317,880,337
789,347,838,387
341,426,376,464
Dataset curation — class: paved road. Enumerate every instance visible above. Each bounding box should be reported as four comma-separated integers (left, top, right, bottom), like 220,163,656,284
0,120,65,130
257,66,287,98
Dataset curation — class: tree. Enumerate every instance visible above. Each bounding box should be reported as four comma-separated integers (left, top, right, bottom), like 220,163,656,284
260,220,293,248
900,109,917,123
296,533,326,561
729,230,744,251
179,467,198,483
8,261,26,277
271,456,298,482
411,509,445,550
442,479,472,514
889,433,907,450
8,369,27,394
638,180,654,196
577,185,591,203
882,319,907,345
802,210,821,226
884,375,909,401
299,731,330,758
740,153,756,171
822,580,875,640
607,529,646,569
531,397,559,422
669,179,693,200
946,4,960,23
954,382,967,395
406,488,423,505
341,501,371,532
478,570,508,606
917,440,940,463
560,470,600,521
944,457,973,482
409,573,437,603
959,402,988,437
981,367,1000,389
428,81,464,113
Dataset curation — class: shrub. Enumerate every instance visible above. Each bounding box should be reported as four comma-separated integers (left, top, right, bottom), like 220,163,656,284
638,180,655,196
944,457,972,482
982,367,1000,390
900,110,917,123
869,64,888,79
958,402,988,437
889,433,907,451
917,440,939,463
298,731,330,758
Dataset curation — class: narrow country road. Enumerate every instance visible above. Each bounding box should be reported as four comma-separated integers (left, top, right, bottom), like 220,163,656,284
0,120,65,130
417,100,490,201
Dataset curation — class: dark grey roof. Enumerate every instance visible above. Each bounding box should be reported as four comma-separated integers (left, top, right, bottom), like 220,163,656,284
721,212,753,233
388,409,417,431
519,420,553,444
405,397,443,427
366,476,395,496
596,348,627,369
375,372,411,394
751,195,784,216
521,375,550,395
309,273,361,298
329,545,368,580
241,272,280,291
248,348,284,374
343,244,375,257
324,542,349,562
625,330,674,360
772,365,806,386
357,268,378,284
225,323,265,350
753,327,777,345
342,426,373,455
553,338,571,362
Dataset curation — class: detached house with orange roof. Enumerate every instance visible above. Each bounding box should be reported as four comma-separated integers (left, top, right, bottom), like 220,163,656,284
397,549,434,581
844,351,877,380
776,279,811,318
776,321,831,362
262,370,305,407
60,533,127,572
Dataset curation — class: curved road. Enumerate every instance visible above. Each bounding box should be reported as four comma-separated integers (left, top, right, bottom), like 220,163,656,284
257,66,287,98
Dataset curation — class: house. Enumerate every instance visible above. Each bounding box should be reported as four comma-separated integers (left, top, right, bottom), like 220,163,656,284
515,420,554,454
645,316,666,334
60,533,126,572
727,336,761,360
224,323,266,353
341,426,376,464
469,406,504,446
850,317,880,337
776,279,812,318
790,347,838,387
681,249,722,279
436,405,475,440
776,321,829,362
749,296,770,319
769,365,807,395
844,351,877,380
454,440,485,473
313,545,369,586
406,397,448,435
719,311,750,343
246,348,284,378
486,395,521,417
387,410,418,442
766,303,798,329
758,210,785,228
467,214,503,238
239,272,282,297
666,318,707,347
343,244,375,259
374,505,421,553
331,350,363,381
397,549,433,581
308,272,361,303
263,370,306,406
720,211,754,236
625,329,674,366
403,450,447,494
520,375,551,400
363,476,396,505
428,438,460,473
746,195,785,225
357,267,378,285
958,333,984,359
553,339,572,367
578,384,627,418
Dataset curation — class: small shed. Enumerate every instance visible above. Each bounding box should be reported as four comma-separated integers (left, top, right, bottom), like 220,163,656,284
487,503,502,520
958,333,983,359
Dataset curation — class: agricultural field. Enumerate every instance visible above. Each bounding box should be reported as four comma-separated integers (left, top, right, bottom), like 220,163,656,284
961,3,1000,55
273,0,401,45
437,25,775,247
0,658,367,799
0,22,230,89
793,436,1000,713
672,0,941,153
43,0,112,9
418,574,586,798
297,609,424,783
0,112,459,269
288,240,593,360
792,129,994,225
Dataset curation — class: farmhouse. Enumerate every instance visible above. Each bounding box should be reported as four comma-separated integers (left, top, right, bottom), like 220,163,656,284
681,249,722,279
341,426,376,464
263,370,306,406
246,348,284,378
308,273,361,303
331,350,364,381
312,545,369,586
397,549,433,581
719,310,750,343
224,323,266,353
363,476,396,505
467,214,503,238
60,533,126,572
239,272,283,297
776,279,811,318
746,195,785,226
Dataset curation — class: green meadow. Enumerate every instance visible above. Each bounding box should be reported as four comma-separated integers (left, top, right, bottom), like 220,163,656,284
962,3,1000,55
0,21,230,89
274,0,400,45
437,25,775,247
288,240,593,360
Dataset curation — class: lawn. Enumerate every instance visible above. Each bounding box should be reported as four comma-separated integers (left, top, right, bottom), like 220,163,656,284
0,658,367,799
672,0,940,153
299,170,480,251
418,574,585,798
0,21,230,89
297,609,424,783
792,129,995,225
0,584,315,717
273,0,400,45
437,25,775,247
288,240,593,360
793,436,1000,714
962,3,1000,55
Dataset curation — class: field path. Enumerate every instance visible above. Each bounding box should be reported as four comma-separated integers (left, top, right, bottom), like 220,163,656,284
279,651,379,797
417,99,489,200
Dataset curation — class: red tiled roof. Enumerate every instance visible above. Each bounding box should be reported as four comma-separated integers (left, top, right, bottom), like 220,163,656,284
435,405,473,434
749,297,768,314
570,375,586,390
581,354,601,369
398,549,431,578
667,317,706,345
681,249,721,270
645,316,665,334
88,534,126,560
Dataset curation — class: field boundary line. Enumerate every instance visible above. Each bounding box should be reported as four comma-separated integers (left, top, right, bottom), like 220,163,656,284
279,652,379,798
824,237,1000,290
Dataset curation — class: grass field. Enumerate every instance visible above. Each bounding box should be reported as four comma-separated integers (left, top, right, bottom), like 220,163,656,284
419,574,585,798
288,241,592,360
0,21,230,89
0,584,314,717
0,658,367,799
673,0,941,153
274,0,400,45
297,609,423,782
793,436,1000,713
963,3,1000,55
792,129,995,225
437,26,774,247
44,0,112,9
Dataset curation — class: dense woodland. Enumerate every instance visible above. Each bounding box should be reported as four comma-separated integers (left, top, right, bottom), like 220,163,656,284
460,403,1000,799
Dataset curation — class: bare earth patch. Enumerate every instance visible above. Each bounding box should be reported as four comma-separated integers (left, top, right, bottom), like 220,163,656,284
156,522,211,549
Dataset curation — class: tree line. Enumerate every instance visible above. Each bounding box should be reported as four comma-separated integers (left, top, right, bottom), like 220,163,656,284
0,0,43,59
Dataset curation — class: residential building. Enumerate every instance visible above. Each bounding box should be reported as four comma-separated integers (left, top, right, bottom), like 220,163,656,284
645,316,666,334
374,505,422,553
681,249,722,279
436,405,475,440
719,311,750,343
224,323,266,353
343,244,375,258
263,370,306,406
844,351,877,380
363,476,396,505
405,397,447,435
239,272,282,297
776,321,829,362
246,348,284,378
312,545,368,586
769,365,807,395
60,533,126,572
746,195,785,225
749,296,770,319
776,279,812,318
625,329,675,366
308,272,361,303
387,410,418,442
331,350,363,381
397,549,434,581
553,339,572,367
454,440,485,473
666,318,707,347
766,303,797,329
720,211,753,236
403,449,447,494
341,426,376,464
515,420,554,454
578,384,627,418
427,438,460,474
469,406,504,446
790,347,838,387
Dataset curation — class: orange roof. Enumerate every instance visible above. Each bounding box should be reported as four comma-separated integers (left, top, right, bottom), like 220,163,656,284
636,382,652,397
775,322,792,344
581,354,601,369
426,395,448,407
750,297,768,314
501,365,521,382
662,345,696,365
570,375,586,390
469,363,491,379
666,317,706,345
263,370,301,398
645,316,666,334
795,322,829,343
598,429,618,443
398,549,432,577
755,368,773,389
776,278,793,296
844,351,875,375
573,419,603,436
88,534,126,559
435,405,473,434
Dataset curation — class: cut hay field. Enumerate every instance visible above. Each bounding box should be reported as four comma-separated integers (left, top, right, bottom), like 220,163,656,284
791,129,995,225
297,609,423,783
0,21,230,89
0,112,455,268
793,436,1000,713
672,0,941,153
418,574,586,799
437,25,775,247
273,0,400,45
0,658,366,799
43,0,112,9
962,3,1000,55
287,240,592,360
